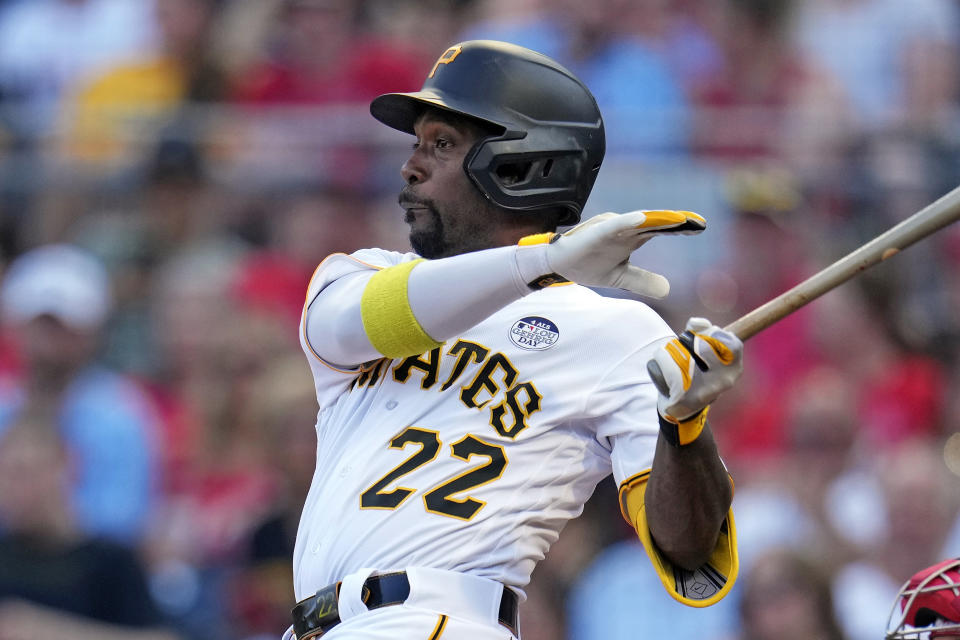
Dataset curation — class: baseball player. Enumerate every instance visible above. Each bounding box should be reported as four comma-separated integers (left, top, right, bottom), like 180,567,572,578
287,40,741,639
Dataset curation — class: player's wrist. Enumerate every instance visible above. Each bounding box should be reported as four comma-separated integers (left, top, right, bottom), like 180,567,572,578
658,405,709,447
515,235,569,290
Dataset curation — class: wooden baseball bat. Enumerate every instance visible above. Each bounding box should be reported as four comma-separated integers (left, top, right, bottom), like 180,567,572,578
648,183,960,395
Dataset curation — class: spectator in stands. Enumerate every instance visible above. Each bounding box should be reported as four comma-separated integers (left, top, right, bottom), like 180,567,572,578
705,168,821,460
457,0,559,55
228,0,427,187
139,137,218,258
227,354,317,639
143,241,287,638
232,187,375,331
460,0,692,157
231,0,423,105
0,0,155,139
146,240,278,547
792,0,960,132
359,0,463,75
522,477,623,640
203,0,284,89
836,127,960,356
63,136,218,380
734,549,845,640
566,533,737,639
0,412,178,640
60,0,226,165
615,0,725,90
832,438,959,640
808,285,946,451
0,243,159,545
725,366,884,575
690,0,847,170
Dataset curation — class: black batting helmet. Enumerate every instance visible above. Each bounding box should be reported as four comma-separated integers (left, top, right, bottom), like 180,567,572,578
370,40,605,226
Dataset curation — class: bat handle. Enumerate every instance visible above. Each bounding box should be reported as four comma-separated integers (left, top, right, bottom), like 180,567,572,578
646,359,670,396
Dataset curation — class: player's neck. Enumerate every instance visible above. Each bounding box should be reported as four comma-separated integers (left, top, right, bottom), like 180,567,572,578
496,221,555,247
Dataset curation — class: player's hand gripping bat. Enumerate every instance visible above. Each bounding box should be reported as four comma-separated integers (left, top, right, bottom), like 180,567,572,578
647,184,960,395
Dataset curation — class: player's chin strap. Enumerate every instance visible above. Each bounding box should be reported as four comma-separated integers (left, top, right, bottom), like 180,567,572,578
618,470,739,607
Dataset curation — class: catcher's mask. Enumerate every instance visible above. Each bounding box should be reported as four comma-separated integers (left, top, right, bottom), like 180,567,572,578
886,558,960,639
370,40,605,226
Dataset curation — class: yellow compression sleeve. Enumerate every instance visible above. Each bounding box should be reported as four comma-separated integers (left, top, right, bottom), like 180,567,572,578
618,471,738,607
360,259,443,358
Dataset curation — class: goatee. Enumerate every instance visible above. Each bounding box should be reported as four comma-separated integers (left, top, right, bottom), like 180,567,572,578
409,207,447,258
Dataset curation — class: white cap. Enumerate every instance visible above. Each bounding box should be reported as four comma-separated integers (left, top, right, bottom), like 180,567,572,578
1,244,112,330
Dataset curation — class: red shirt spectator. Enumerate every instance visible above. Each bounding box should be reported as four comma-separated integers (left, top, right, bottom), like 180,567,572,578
231,1,425,105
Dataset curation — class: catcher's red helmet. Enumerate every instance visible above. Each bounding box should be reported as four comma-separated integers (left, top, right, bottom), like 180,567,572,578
886,558,960,639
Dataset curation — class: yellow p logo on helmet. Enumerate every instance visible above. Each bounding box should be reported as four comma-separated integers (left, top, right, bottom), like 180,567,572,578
428,45,462,78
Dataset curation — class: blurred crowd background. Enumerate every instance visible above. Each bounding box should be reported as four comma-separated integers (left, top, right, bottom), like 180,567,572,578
0,0,958,638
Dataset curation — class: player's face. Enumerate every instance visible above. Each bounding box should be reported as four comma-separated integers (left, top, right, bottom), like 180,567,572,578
399,111,502,259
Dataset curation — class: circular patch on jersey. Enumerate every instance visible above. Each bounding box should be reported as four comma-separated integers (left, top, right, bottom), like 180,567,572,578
509,316,559,351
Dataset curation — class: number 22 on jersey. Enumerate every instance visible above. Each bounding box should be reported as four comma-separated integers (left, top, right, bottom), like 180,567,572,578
360,427,508,521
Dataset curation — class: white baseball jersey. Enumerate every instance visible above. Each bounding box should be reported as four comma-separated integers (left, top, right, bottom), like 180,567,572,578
293,248,674,601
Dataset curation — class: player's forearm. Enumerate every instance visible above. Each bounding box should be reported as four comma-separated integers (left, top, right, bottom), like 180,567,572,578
406,244,542,338
644,425,732,570
306,245,546,365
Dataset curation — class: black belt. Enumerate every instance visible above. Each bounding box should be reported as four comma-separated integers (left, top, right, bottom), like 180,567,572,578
291,571,519,639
